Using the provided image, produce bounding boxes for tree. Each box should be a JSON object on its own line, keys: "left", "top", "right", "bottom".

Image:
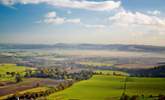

{"left": 15, "top": 73, "right": 22, "bottom": 83}
{"left": 25, "top": 69, "right": 32, "bottom": 77}
{"left": 6, "top": 72, "right": 10, "bottom": 75}
{"left": 120, "top": 93, "right": 130, "bottom": 100}
{"left": 10, "top": 72, "right": 16, "bottom": 77}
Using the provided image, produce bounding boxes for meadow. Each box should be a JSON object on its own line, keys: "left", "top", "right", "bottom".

{"left": 0, "top": 64, "right": 34, "bottom": 81}
{"left": 48, "top": 75, "right": 165, "bottom": 100}
{"left": 0, "top": 64, "right": 28, "bottom": 74}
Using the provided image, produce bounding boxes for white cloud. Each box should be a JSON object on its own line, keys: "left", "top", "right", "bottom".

{"left": 43, "top": 11, "right": 105, "bottom": 28}
{"left": 108, "top": 9, "right": 165, "bottom": 36}
{"left": 84, "top": 24, "right": 106, "bottom": 28}
{"left": 45, "top": 11, "right": 56, "bottom": 18}
{"left": 44, "top": 17, "right": 65, "bottom": 24}
{"left": 147, "top": 10, "right": 161, "bottom": 15}
{"left": 43, "top": 11, "right": 80, "bottom": 24}
{"left": 66, "top": 19, "right": 80, "bottom": 24}
{"left": 0, "top": 0, "right": 121, "bottom": 11}
{"left": 109, "top": 9, "right": 165, "bottom": 27}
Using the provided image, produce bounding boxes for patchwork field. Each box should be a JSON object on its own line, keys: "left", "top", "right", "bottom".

{"left": 79, "top": 62, "right": 114, "bottom": 67}
{"left": 0, "top": 78, "right": 61, "bottom": 96}
{"left": 1, "top": 64, "right": 165, "bottom": 100}
{"left": 48, "top": 75, "right": 165, "bottom": 100}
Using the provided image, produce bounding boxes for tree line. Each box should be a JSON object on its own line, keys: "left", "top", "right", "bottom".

{"left": 120, "top": 93, "right": 165, "bottom": 100}
{"left": 25, "top": 68, "right": 93, "bottom": 81}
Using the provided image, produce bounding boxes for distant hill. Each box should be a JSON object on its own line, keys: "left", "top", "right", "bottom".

{"left": 0, "top": 43, "right": 165, "bottom": 52}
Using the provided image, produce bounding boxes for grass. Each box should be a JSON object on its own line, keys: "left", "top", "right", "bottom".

{"left": 95, "top": 70, "right": 129, "bottom": 76}
{"left": 48, "top": 75, "right": 165, "bottom": 100}
{"left": 0, "top": 64, "right": 34, "bottom": 81}
{"left": 48, "top": 75, "right": 125, "bottom": 100}
{"left": 125, "top": 77, "right": 165, "bottom": 96}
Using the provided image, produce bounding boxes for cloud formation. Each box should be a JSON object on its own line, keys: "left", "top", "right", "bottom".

{"left": 45, "top": 11, "right": 57, "bottom": 18}
{"left": 108, "top": 9, "right": 165, "bottom": 35}
{"left": 109, "top": 9, "right": 165, "bottom": 27}
{"left": 84, "top": 24, "right": 106, "bottom": 28}
{"left": 43, "top": 11, "right": 81, "bottom": 24}
{"left": 43, "top": 11, "right": 106, "bottom": 29}
{"left": 147, "top": 10, "right": 161, "bottom": 15}
{"left": 0, "top": 0, "right": 121, "bottom": 11}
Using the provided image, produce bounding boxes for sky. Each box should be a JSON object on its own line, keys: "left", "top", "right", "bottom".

{"left": 0, "top": 0, "right": 165, "bottom": 46}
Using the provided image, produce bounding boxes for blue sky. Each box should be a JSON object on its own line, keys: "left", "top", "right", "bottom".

{"left": 0, "top": 0, "right": 165, "bottom": 46}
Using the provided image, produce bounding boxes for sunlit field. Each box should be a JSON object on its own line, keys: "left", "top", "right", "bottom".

{"left": 48, "top": 75, "right": 165, "bottom": 100}
{"left": 0, "top": 64, "right": 34, "bottom": 81}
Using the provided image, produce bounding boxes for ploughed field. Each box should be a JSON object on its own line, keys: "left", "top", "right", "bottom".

{"left": 48, "top": 75, "right": 165, "bottom": 100}
{"left": 0, "top": 78, "right": 63, "bottom": 97}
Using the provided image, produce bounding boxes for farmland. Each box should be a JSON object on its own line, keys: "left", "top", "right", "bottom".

{"left": 0, "top": 48, "right": 165, "bottom": 100}
{"left": 95, "top": 70, "right": 129, "bottom": 76}
{"left": 48, "top": 75, "right": 165, "bottom": 100}
{"left": 0, "top": 64, "right": 30, "bottom": 74}
{"left": 1, "top": 0, "right": 165, "bottom": 98}
{"left": 0, "top": 64, "right": 34, "bottom": 81}
{"left": 0, "top": 78, "right": 63, "bottom": 96}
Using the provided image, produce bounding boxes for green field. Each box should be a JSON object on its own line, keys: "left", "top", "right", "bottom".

{"left": 48, "top": 75, "right": 165, "bottom": 100}
{"left": 0, "top": 64, "right": 33, "bottom": 81}
{"left": 95, "top": 70, "right": 129, "bottom": 76}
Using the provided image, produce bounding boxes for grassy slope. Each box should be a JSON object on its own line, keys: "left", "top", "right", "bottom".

{"left": 0, "top": 64, "right": 33, "bottom": 81}
{"left": 48, "top": 75, "right": 165, "bottom": 100}
{"left": 48, "top": 75, "right": 125, "bottom": 100}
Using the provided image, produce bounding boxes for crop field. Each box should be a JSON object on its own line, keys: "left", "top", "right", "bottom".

{"left": 0, "top": 64, "right": 34, "bottom": 81}
{"left": 0, "top": 64, "right": 28, "bottom": 74}
{"left": 0, "top": 87, "right": 49, "bottom": 100}
{"left": 18, "top": 87, "right": 49, "bottom": 94}
{"left": 48, "top": 75, "right": 165, "bottom": 100}
{"left": 0, "top": 78, "right": 62, "bottom": 97}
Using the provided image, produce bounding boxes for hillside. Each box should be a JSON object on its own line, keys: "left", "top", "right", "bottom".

{"left": 1, "top": 44, "right": 165, "bottom": 53}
